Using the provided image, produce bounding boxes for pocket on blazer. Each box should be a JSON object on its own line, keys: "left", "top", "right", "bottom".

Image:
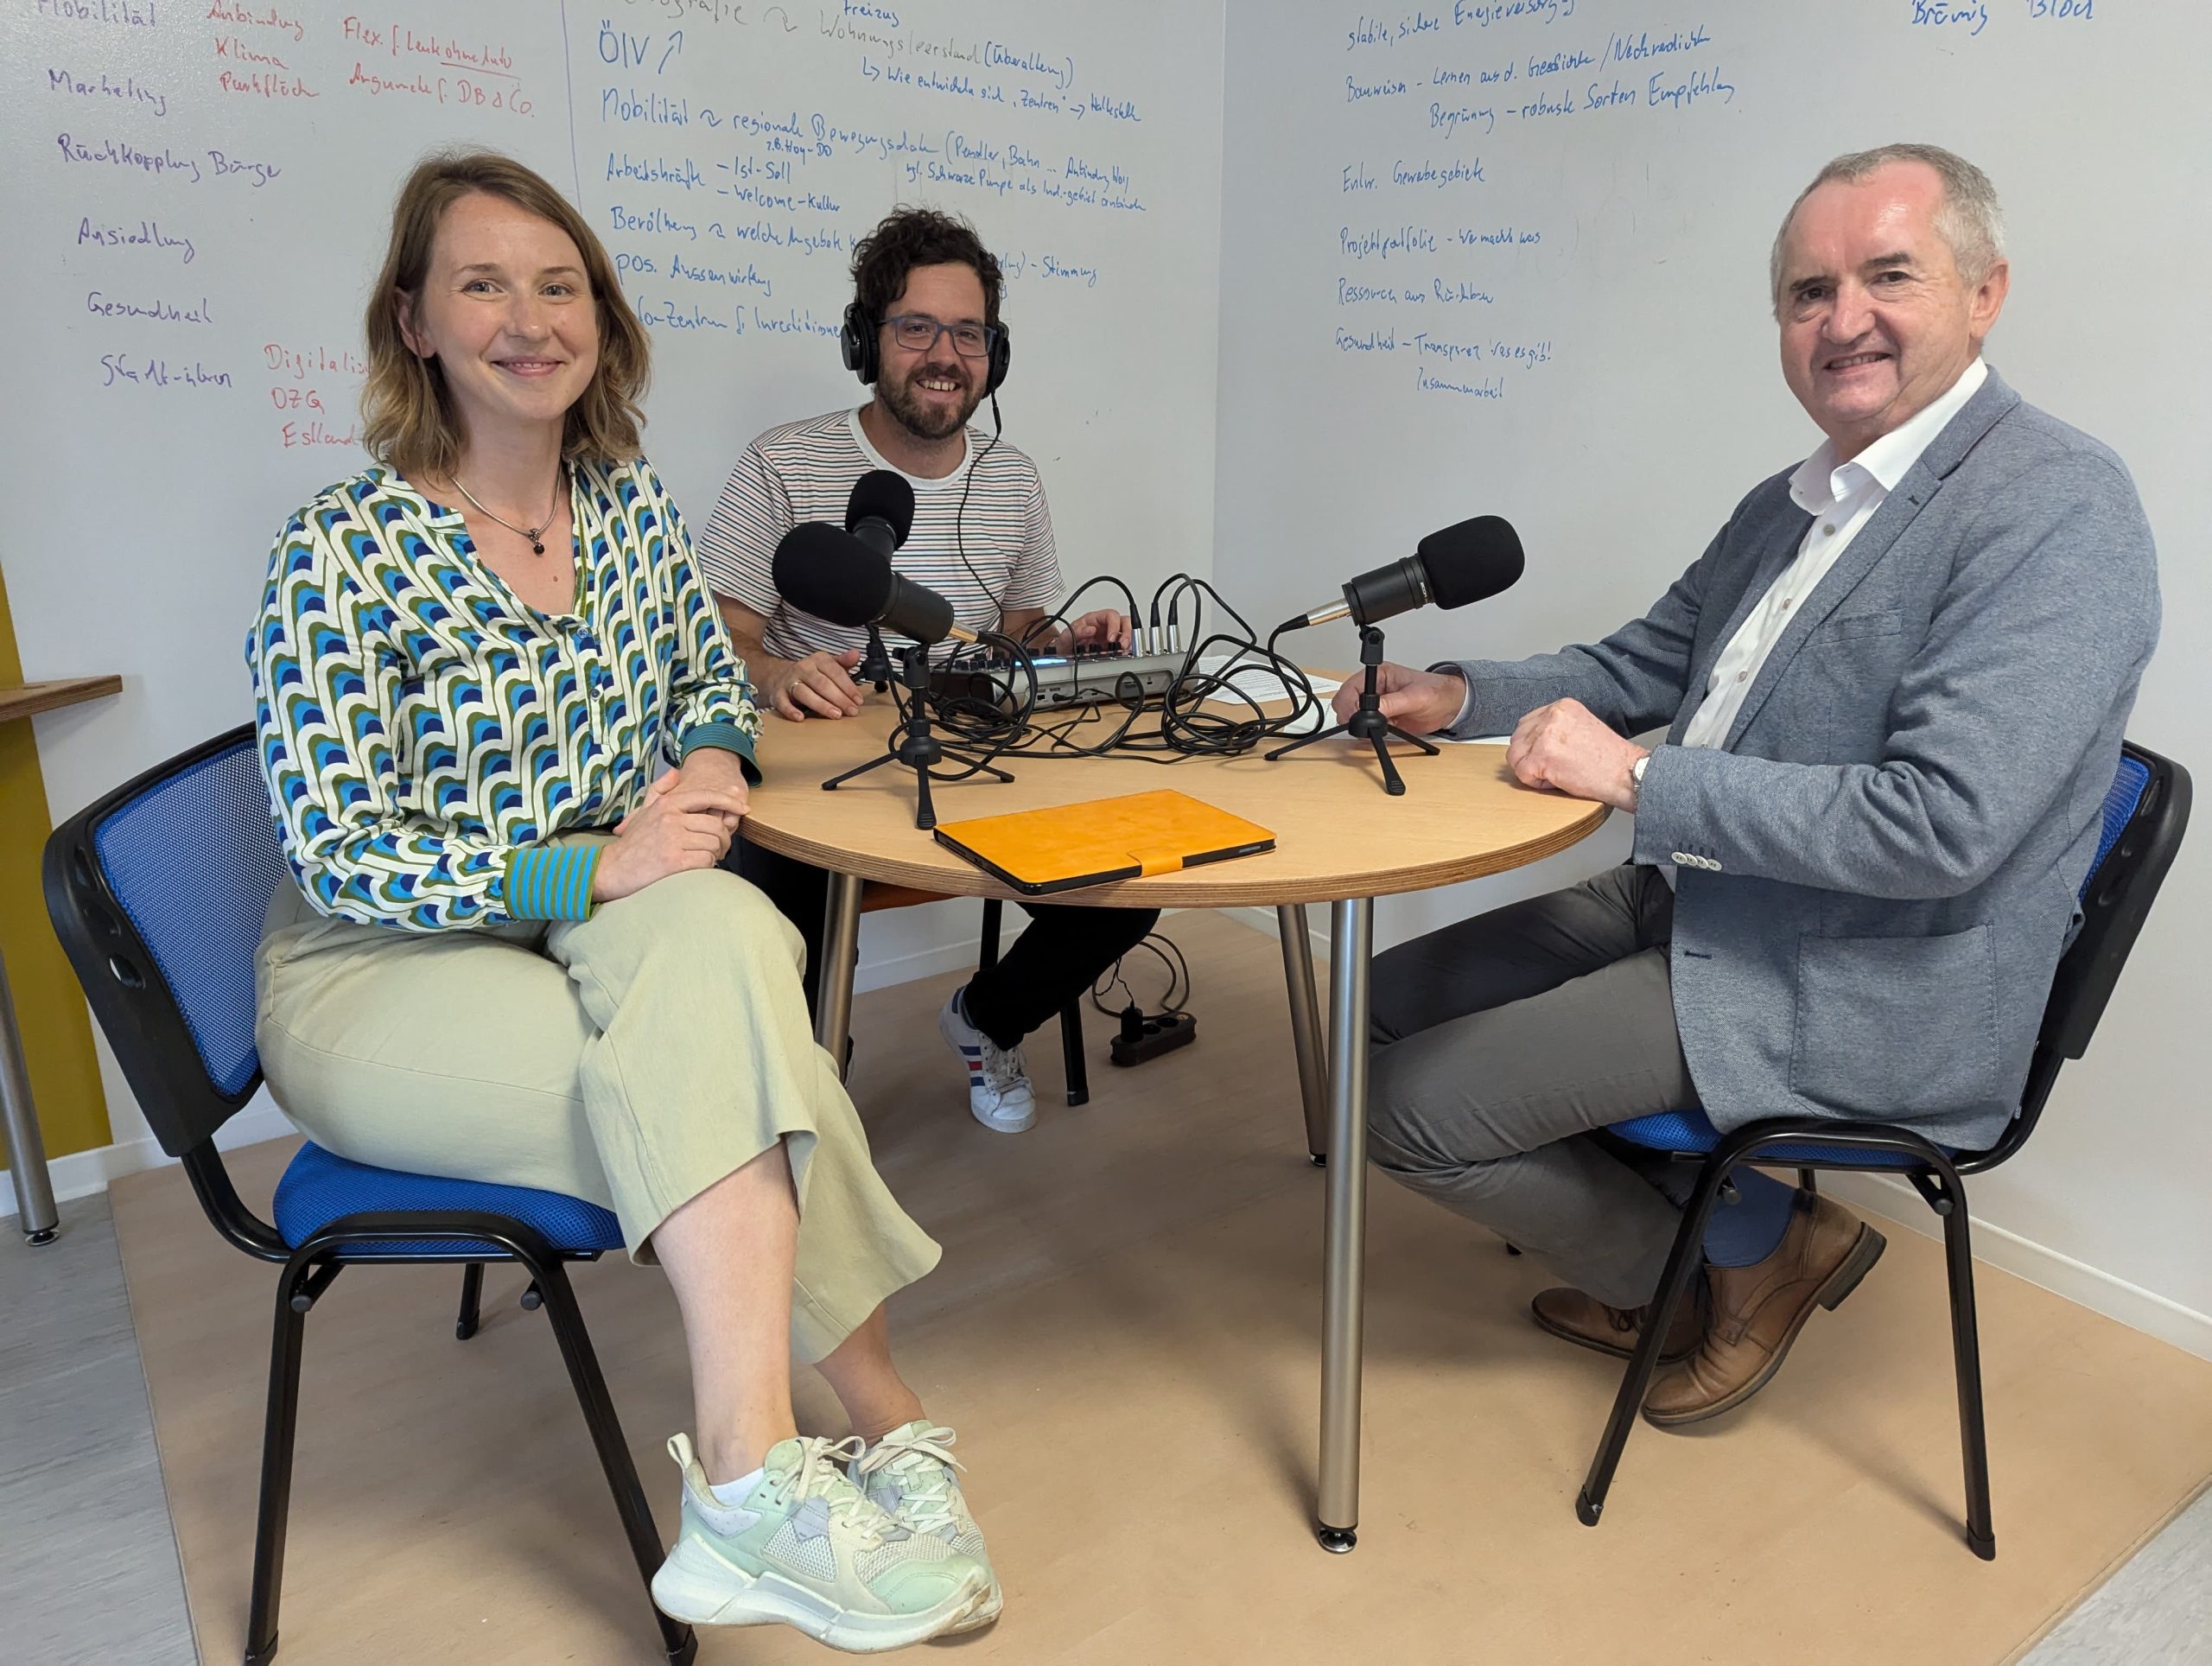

{"left": 1790, "top": 925, "right": 1999, "bottom": 1116}
{"left": 1821, "top": 607, "right": 1904, "bottom": 641}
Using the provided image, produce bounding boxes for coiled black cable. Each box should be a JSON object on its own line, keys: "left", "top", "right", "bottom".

{"left": 911, "top": 574, "right": 1328, "bottom": 765}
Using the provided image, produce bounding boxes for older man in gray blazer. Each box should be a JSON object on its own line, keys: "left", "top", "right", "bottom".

{"left": 1348, "top": 143, "right": 2160, "bottom": 1425}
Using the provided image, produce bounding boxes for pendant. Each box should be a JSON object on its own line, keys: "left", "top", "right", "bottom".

{"left": 531, "top": 539, "right": 546, "bottom": 555}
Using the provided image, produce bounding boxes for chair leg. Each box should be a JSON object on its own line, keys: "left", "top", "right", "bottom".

{"left": 454, "top": 1262, "right": 485, "bottom": 1341}
{"left": 1576, "top": 1155, "right": 1733, "bottom": 1528}
{"left": 976, "top": 899, "right": 1004, "bottom": 973}
{"left": 1936, "top": 1175, "right": 1998, "bottom": 1561}
{"left": 1060, "top": 1001, "right": 1088, "bottom": 1106}
{"left": 1797, "top": 1167, "right": 1819, "bottom": 1195}
{"left": 530, "top": 1259, "right": 697, "bottom": 1665}
{"left": 245, "top": 1267, "right": 312, "bottom": 1666}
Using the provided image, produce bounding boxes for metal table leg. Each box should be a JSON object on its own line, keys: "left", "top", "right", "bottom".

{"left": 1, "top": 949, "right": 60, "bottom": 1245}
{"left": 815, "top": 872, "right": 864, "bottom": 1079}
{"left": 1316, "top": 896, "right": 1372, "bottom": 1550}
{"left": 1276, "top": 904, "right": 1329, "bottom": 1166}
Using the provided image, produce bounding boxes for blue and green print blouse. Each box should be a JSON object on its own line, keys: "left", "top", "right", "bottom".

{"left": 249, "top": 457, "right": 760, "bottom": 932}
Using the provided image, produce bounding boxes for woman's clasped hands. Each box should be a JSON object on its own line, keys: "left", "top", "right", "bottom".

{"left": 594, "top": 752, "right": 752, "bottom": 902}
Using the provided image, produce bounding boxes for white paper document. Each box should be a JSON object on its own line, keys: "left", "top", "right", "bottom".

{"left": 1197, "top": 655, "right": 1340, "bottom": 734}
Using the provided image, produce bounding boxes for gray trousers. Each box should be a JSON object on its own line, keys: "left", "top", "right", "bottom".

{"left": 1365, "top": 864, "right": 1700, "bottom": 1308}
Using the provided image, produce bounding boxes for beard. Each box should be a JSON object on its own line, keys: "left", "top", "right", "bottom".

{"left": 879, "top": 361, "right": 983, "bottom": 441}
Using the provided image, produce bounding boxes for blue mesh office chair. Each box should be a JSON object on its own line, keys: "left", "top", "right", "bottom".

{"left": 43, "top": 727, "right": 695, "bottom": 1666}
{"left": 1576, "top": 741, "right": 2190, "bottom": 1561}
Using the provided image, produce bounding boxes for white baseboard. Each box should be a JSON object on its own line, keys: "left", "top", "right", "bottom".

{"left": 2, "top": 1103, "right": 297, "bottom": 1223}
{"left": 1821, "top": 1173, "right": 2212, "bottom": 1364}
{"left": 1225, "top": 904, "right": 1329, "bottom": 954}
{"left": 1229, "top": 906, "right": 2212, "bottom": 1364}
{"left": 24, "top": 921, "right": 2208, "bottom": 1371}
{"left": 851, "top": 936, "right": 992, "bottom": 996}
{"left": 2, "top": 925, "right": 984, "bottom": 1223}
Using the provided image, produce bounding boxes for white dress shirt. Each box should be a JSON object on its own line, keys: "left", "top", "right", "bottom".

{"left": 1646, "top": 360, "right": 1987, "bottom": 883}
{"left": 1676, "top": 358, "right": 1987, "bottom": 751}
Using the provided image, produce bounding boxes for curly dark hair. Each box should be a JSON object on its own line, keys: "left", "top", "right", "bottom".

{"left": 850, "top": 206, "right": 1002, "bottom": 327}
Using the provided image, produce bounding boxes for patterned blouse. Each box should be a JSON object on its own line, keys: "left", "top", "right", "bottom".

{"left": 249, "top": 457, "right": 760, "bottom": 932}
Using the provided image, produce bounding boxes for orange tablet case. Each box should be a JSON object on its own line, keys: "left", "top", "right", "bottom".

{"left": 931, "top": 789, "right": 1276, "bottom": 894}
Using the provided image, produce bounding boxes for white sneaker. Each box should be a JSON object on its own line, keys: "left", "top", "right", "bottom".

{"left": 852, "top": 1421, "right": 1001, "bottom": 1631}
{"left": 651, "top": 1432, "right": 989, "bottom": 1653}
{"left": 938, "top": 986, "right": 1038, "bottom": 1133}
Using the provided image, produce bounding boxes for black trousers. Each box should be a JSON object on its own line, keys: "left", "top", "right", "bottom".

{"left": 732, "top": 836, "right": 1160, "bottom": 1050}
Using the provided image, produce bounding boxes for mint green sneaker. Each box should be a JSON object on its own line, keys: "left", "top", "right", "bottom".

{"left": 651, "top": 1432, "right": 989, "bottom": 1652}
{"left": 852, "top": 1421, "right": 1001, "bottom": 1631}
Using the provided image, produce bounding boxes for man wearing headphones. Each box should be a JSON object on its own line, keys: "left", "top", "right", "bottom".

{"left": 697, "top": 206, "right": 1159, "bottom": 1135}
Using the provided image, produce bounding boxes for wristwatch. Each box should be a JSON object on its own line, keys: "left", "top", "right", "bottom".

{"left": 1629, "top": 751, "right": 1650, "bottom": 804}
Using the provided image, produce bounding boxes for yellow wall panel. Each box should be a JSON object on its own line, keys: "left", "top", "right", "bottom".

{"left": 0, "top": 567, "right": 112, "bottom": 1169}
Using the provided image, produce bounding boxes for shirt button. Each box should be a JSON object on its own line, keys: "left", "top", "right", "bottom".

{"left": 1737, "top": 671, "right": 1749, "bottom": 683}
{"left": 1822, "top": 523, "right": 1836, "bottom": 535}
{"left": 1780, "top": 599, "right": 1791, "bottom": 610}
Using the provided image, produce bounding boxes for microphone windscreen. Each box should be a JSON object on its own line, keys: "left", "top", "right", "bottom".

{"left": 1417, "top": 515, "right": 1524, "bottom": 609}
{"left": 772, "top": 522, "right": 893, "bottom": 628}
{"left": 845, "top": 469, "right": 917, "bottom": 545}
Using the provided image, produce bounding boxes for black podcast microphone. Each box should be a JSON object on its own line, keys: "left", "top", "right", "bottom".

{"left": 843, "top": 471, "right": 917, "bottom": 689}
{"left": 772, "top": 522, "right": 976, "bottom": 646}
{"left": 844, "top": 468, "right": 917, "bottom": 559}
{"left": 1276, "top": 515, "right": 1524, "bottom": 633}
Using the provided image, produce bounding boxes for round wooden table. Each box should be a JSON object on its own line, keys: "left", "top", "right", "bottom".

{"left": 741, "top": 695, "right": 1609, "bottom": 1550}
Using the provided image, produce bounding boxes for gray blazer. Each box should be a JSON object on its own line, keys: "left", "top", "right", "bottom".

{"left": 1441, "top": 370, "right": 2160, "bottom": 1148}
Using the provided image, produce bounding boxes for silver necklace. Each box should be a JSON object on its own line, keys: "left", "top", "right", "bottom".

{"left": 453, "top": 467, "right": 566, "bottom": 555}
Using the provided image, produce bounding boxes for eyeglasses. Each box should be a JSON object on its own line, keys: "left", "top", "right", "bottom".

{"left": 883, "top": 314, "right": 1000, "bottom": 359}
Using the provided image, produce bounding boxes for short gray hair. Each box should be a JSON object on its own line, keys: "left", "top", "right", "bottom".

{"left": 1770, "top": 143, "right": 2006, "bottom": 316}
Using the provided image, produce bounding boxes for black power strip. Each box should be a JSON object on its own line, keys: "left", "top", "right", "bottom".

{"left": 1109, "top": 1005, "right": 1197, "bottom": 1067}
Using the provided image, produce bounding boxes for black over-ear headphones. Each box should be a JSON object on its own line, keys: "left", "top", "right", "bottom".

{"left": 841, "top": 300, "right": 1012, "bottom": 396}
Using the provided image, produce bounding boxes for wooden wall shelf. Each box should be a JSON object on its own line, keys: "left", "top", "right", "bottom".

{"left": 0, "top": 677, "right": 123, "bottom": 724}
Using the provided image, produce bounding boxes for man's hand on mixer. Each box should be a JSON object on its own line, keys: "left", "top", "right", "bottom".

{"left": 1057, "top": 609, "right": 1135, "bottom": 653}
{"left": 766, "top": 649, "right": 867, "bottom": 720}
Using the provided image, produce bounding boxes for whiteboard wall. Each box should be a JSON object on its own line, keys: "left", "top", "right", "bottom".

{"left": 1216, "top": 0, "right": 2212, "bottom": 1335}
{"left": 0, "top": 0, "right": 1225, "bottom": 1149}
{"left": 6, "top": 0, "right": 2209, "bottom": 1344}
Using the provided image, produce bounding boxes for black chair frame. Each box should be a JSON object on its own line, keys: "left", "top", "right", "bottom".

{"left": 1576, "top": 741, "right": 2191, "bottom": 1561}
{"left": 43, "top": 725, "right": 695, "bottom": 1666}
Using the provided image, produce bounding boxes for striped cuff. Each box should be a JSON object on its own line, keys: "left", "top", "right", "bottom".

{"left": 503, "top": 843, "right": 601, "bottom": 920}
{"left": 679, "top": 722, "right": 762, "bottom": 784}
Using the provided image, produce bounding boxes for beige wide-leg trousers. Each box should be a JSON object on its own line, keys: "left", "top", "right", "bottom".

{"left": 254, "top": 866, "right": 940, "bottom": 1363}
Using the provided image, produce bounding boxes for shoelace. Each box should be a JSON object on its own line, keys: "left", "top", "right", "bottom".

{"left": 978, "top": 1038, "right": 1028, "bottom": 1093}
{"left": 855, "top": 1425, "right": 966, "bottom": 1535}
{"left": 780, "top": 1434, "right": 887, "bottom": 1543}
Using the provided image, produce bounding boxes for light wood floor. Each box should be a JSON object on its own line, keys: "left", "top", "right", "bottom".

{"left": 97, "top": 913, "right": 2212, "bottom": 1665}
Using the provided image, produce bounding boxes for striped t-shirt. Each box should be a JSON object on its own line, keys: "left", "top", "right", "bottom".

{"left": 695, "top": 408, "right": 1061, "bottom": 661}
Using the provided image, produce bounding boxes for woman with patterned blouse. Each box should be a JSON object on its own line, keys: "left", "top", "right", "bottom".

{"left": 247, "top": 151, "right": 1000, "bottom": 1650}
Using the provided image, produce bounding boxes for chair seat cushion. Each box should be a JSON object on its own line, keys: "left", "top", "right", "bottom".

{"left": 1609, "top": 1108, "right": 1949, "bottom": 1169}
{"left": 860, "top": 882, "right": 957, "bottom": 913}
{"left": 272, "top": 1142, "right": 626, "bottom": 1256}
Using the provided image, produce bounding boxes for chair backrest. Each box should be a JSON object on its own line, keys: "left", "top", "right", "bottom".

{"left": 2043, "top": 741, "right": 2190, "bottom": 1063}
{"left": 44, "top": 725, "right": 286, "bottom": 1157}
{"left": 1978, "top": 741, "right": 2194, "bottom": 1168}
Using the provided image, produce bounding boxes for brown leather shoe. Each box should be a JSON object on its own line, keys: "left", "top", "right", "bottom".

{"left": 1642, "top": 1192, "right": 1885, "bottom": 1428}
{"left": 1532, "top": 1285, "right": 1705, "bottom": 1365}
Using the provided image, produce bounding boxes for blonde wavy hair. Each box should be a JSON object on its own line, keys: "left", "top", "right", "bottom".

{"left": 362, "top": 149, "right": 650, "bottom": 478}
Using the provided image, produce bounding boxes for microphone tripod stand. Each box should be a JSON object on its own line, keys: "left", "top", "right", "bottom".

{"left": 856, "top": 624, "right": 894, "bottom": 694}
{"left": 820, "top": 639, "right": 1013, "bottom": 830}
{"left": 1265, "top": 623, "right": 1438, "bottom": 797}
